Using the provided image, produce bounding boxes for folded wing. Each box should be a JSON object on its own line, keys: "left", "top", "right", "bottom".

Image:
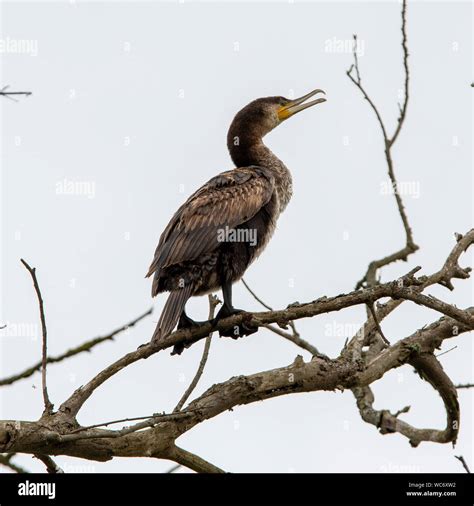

{"left": 146, "top": 167, "right": 274, "bottom": 294}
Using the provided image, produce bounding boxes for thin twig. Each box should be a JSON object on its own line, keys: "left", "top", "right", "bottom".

{"left": 242, "top": 278, "right": 323, "bottom": 356}
{"left": 34, "top": 454, "right": 64, "bottom": 473}
{"left": 63, "top": 411, "right": 194, "bottom": 441}
{"left": 20, "top": 259, "right": 53, "bottom": 414}
{"left": 173, "top": 294, "right": 220, "bottom": 412}
{"left": 0, "top": 454, "right": 29, "bottom": 473}
{"left": 0, "top": 85, "right": 32, "bottom": 102}
{"left": 166, "top": 464, "right": 181, "bottom": 473}
{"left": 169, "top": 445, "right": 225, "bottom": 473}
{"left": 454, "top": 455, "right": 471, "bottom": 473}
{"left": 435, "top": 345, "right": 457, "bottom": 358}
{"left": 0, "top": 308, "right": 152, "bottom": 387}
{"left": 347, "top": 0, "right": 418, "bottom": 290}
{"left": 367, "top": 303, "right": 390, "bottom": 345}
{"left": 68, "top": 414, "right": 159, "bottom": 432}
{"left": 455, "top": 383, "right": 474, "bottom": 390}
{"left": 352, "top": 35, "right": 361, "bottom": 83}
{"left": 346, "top": 35, "right": 389, "bottom": 142}
{"left": 390, "top": 0, "right": 410, "bottom": 147}
{"left": 262, "top": 323, "right": 321, "bottom": 356}
{"left": 242, "top": 278, "right": 273, "bottom": 311}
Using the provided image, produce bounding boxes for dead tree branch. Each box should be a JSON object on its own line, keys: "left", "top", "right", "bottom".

{"left": 0, "top": 226, "right": 469, "bottom": 470}
{"left": 347, "top": 0, "right": 418, "bottom": 290}
{"left": 1, "top": 309, "right": 472, "bottom": 464}
{"left": 173, "top": 295, "right": 220, "bottom": 412}
{"left": 454, "top": 455, "right": 471, "bottom": 473}
{"left": 243, "top": 278, "right": 326, "bottom": 357}
{"left": 0, "top": 308, "right": 152, "bottom": 387}
{"left": 456, "top": 383, "right": 474, "bottom": 390}
{"left": 0, "top": 0, "right": 471, "bottom": 473}
{"left": 34, "top": 454, "right": 64, "bottom": 473}
{"left": 20, "top": 259, "right": 53, "bottom": 415}
{"left": 0, "top": 85, "right": 32, "bottom": 102}
{"left": 0, "top": 454, "right": 29, "bottom": 473}
{"left": 168, "top": 446, "right": 225, "bottom": 473}
{"left": 53, "top": 236, "right": 472, "bottom": 422}
{"left": 344, "top": 0, "right": 471, "bottom": 454}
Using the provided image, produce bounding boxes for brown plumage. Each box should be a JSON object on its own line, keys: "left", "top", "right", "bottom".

{"left": 147, "top": 89, "right": 326, "bottom": 345}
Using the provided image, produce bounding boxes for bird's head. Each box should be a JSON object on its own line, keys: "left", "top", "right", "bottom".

{"left": 228, "top": 89, "right": 326, "bottom": 142}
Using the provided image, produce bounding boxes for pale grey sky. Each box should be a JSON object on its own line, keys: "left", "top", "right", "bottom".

{"left": 0, "top": 0, "right": 472, "bottom": 473}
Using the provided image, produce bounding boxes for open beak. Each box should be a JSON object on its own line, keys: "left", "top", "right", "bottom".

{"left": 277, "top": 89, "right": 326, "bottom": 121}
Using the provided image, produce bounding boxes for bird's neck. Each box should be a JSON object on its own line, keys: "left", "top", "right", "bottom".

{"left": 228, "top": 137, "right": 293, "bottom": 213}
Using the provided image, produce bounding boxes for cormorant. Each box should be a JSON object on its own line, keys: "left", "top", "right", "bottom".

{"left": 147, "top": 88, "right": 326, "bottom": 344}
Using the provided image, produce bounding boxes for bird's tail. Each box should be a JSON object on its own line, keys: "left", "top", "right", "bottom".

{"left": 152, "top": 285, "right": 193, "bottom": 342}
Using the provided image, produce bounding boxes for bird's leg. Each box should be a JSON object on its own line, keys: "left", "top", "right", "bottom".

{"left": 177, "top": 309, "right": 207, "bottom": 330}
{"left": 213, "top": 281, "right": 258, "bottom": 339}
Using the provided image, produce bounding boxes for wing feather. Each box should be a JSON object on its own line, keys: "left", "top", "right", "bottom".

{"left": 146, "top": 167, "right": 274, "bottom": 278}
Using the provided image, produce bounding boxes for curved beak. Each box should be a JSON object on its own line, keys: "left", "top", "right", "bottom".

{"left": 278, "top": 89, "right": 326, "bottom": 121}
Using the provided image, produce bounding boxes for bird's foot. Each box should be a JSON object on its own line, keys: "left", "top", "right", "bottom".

{"left": 172, "top": 313, "right": 210, "bottom": 355}
{"left": 213, "top": 306, "right": 258, "bottom": 339}
{"left": 177, "top": 312, "right": 208, "bottom": 331}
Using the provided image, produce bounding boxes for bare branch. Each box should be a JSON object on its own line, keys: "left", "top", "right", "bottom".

{"left": 56, "top": 250, "right": 473, "bottom": 420}
{"left": 347, "top": 0, "right": 418, "bottom": 290}
{"left": 455, "top": 383, "right": 474, "bottom": 390}
{"left": 58, "top": 306, "right": 471, "bottom": 445}
{"left": 262, "top": 323, "right": 321, "bottom": 356}
{"left": 242, "top": 278, "right": 273, "bottom": 311}
{"left": 346, "top": 231, "right": 474, "bottom": 360}
{"left": 367, "top": 303, "right": 390, "bottom": 345}
{"left": 0, "top": 85, "right": 32, "bottom": 102}
{"left": 243, "top": 278, "right": 324, "bottom": 356}
{"left": 0, "top": 308, "right": 153, "bottom": 387}
{"left": 454, "top": 455, "right": 471, "bottom": 473}
{"left": 1, "top": 308, "right": 472, "bottom": 462}
{"left": 66, "top": 414, "right": 159, "bottom": 432}
{"left": 165, "top": 464, "right": 181, "bottom": 473}
{"left": 354, "top": 349, "right": 460, "bottom": 448}
{"left": 389, "top": 0, "right": 410, "bottom": 147}
{"left": 435, "top": 345, "right": 457, "bottom": 358}
{"left": 346, "top": 35, "right": 389, "bottom": 142}
{"left": 173, "top": 294, "right": 220, "bottom": 412}
{"left": 0, "top": 454, "right": 29, "bottom": 473}
{"left": 20, "top": 259, "right": 53, "bottom": 415}
{"left": 34, "top": 454, "right": 64, "bottom": 473}
{"left": 168, "top": 446, "right": 225, "bottom": 473}
{"left": 61, "top": 411, "right": 194, "bottom": 442}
